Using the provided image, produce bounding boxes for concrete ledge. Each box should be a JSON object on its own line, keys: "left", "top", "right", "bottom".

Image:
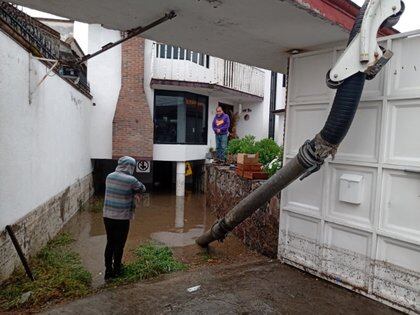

{"left": 0, "top": 174, "right": 94, "bottom": 282}
{"left": 206, "top": 165, "right": 280, "bottom": 257}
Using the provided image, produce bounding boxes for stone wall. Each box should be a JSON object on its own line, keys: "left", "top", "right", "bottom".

{"left": 0, "top": 174, "right": 93, "bottom": 282}
{"left": 206, "top": 165, "right": 280, "bottom": 257}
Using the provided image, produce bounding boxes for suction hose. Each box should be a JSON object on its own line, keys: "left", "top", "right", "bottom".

{"left": 196, "top": 1, "right": 394, "bottom": 247}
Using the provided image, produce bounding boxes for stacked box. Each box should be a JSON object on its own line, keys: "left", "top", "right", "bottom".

{"left": 235, "top": 153, "right": 268, "bottom": 180}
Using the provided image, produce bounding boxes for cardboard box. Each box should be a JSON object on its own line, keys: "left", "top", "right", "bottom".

{"left": 237, "top": 153, "right": 259, "bottom": 165}
{"left": 236, "top": 163, "right": 262, "bottom": 172}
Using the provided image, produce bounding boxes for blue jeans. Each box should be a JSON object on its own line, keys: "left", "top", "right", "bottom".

{"left": 216, "top": 134, "right": 228, "bottom": 161}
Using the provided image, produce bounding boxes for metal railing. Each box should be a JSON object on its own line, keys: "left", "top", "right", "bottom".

{"left": 0, "top": 2, "right": 90, "bottom": 92}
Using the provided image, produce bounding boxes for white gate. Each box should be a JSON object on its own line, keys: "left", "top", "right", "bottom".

{"left": 281, "top": 30, "right": 420, "bottom": 313}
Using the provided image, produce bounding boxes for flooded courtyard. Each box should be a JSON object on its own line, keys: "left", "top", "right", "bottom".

{"left": 62, "top": 192, "right": 260, "bottom": 287}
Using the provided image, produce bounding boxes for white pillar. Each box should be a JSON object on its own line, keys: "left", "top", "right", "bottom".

{"left": 175, "top": 196, "right": 185, "bottom": 228}
{"left": 176, "top": 161, "right": 185, "bottom": 197}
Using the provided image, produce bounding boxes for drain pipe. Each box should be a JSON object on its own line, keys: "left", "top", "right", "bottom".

{"left": 196, "top": 1, "right": 401, "bottom": 247}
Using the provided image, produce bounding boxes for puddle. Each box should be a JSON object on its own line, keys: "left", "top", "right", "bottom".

{"left": 62, "top": 192, "right": 259, "bottom": 288}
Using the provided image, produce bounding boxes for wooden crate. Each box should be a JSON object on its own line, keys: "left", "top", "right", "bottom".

{"left": 243, "top": 171, "right": 268, "bottom": 180}
{"left": 236, "top": 163, "right": 262, "bottom": 172}
{"left": 237, "top": 153, "right": 259, "bottom": 165}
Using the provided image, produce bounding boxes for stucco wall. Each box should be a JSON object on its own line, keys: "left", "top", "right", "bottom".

{"left": 0, "top": 30, "right": 93, "bottom": 230}
{"left": 87, "top": 24, "right": 121, "bottom": 158}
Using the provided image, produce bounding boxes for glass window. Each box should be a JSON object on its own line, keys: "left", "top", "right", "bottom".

{"left": 173, "top": 46, "right": 179, "bottom": 59}
{"left": 166, "top": 45, "right": 172, "bottom": 59}
{"left": 156, "top": 44, "right": 159, "bottom": 58}
{"left": 159, "top": 44, "right": 165, "bottom": 58}
{"left": 192, "top": 52, "right": 198, "bottom": 63}
{"left": 154, "top": 90, "right": 208, "bottom": 145}
{"left": 199, "top": 53, "right": 204, "bottom": 66}
{"left": 206, "top": 55, "right": 210, "bottom": 68}
{"left": 186, "top": 50, "right": 191, "bottom": 61}
{"left": 179, "top": 48, "right": 185, "bottom": 60}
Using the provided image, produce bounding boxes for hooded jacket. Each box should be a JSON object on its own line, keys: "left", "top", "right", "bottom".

{"left": 103, "top": 156, "right": 146, "bottom": 220}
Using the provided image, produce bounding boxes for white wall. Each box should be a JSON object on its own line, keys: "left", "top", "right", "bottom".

{"left": 280, "top": 31, "right": 420, "bottom": 313}
{"left": 144, "top": 40, "right": 155, "bottom": 117}
{"left": 87, "top": 25, "right": 121, "bottom": 158}
{"left": 0, "top": 31, "right": 93, "bottom": 229}
{"left": 236, "top": 69, "right": 270, "bottom": 140}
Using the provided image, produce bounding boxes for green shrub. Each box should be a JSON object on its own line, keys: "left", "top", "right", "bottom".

{"left": 254, "top": 138, "right": 282, "bottom": 166}
{"left": 227, "top": 136, "right": 283, "bottom": 167}
{"left": 226, "top": 138, "right": 242, "bottom": 155}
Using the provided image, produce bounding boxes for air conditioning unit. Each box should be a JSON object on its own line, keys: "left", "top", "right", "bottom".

{"left": 59, "top": 66, "right": 80, "bottom": 80}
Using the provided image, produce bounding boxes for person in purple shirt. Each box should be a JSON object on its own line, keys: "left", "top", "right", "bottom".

{"left": 212, "top": 106, "right": 230, "bottom": 162}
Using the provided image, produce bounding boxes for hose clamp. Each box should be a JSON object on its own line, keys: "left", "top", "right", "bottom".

{"left": 297, "top": 140, "right": 324, "bottom": 180}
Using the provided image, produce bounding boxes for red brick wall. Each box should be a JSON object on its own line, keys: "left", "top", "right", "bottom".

{"left": 112, "top": 36, "right": 153, "bottom": 160}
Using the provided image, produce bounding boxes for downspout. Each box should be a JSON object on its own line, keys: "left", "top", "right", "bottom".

{"left": 196, "top": 1, "right": 389, "bottom": 247}
{"left": 268, "top": 71, "right": 277, "bottom": 139}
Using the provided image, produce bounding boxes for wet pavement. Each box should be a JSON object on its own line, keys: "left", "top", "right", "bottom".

{"left": 62, "top": 192, "right": 259, "bottom": 287}
{"left": 42, "top": 260, "right": 401, "bottom": 315}
{"left": 53, "top": 192, "right": 401, "bottom": 314}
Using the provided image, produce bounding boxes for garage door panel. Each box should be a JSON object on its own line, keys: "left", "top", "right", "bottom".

{"left": 323, "top": 223, "right": 372, "bottom": 288}
{"left": 283, "top": 159, "right": 324, "bottom": 216}
{"left": 335, "top": 102, "right": 381, "bottom": 162}
{"left": 281, "top": 212, "right": 321, "bottom": 270}
{"left": 328, "top": 165, "right": 376, "bottom": 228}
{"left": 390, "top": 36, "right": 420, "bottom": 97}
{"left": 380, "top": 170, "right": 420, "bottom": 240}
{"left": 289, "top": 52, "right": 332, "bottom": 104}
{"left": 285, "top": 104, "right": 328, "bottom": 156}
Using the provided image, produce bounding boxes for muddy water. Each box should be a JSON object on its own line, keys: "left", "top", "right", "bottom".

{"left": 62, "top": 192, "right": 260, "bottom": 287}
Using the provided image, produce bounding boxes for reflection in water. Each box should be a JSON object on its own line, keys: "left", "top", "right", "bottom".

{"left": 175, "top": 196, "right": 185, "bottom": 229}
{"left": 62, "top": 192, "right": 257, "bottom": 288}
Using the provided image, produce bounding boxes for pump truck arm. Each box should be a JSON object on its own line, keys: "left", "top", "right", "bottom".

{"left": 327, "top": 0, "right": 404, "bottom": 88}
{"left": 196, "top": 0, "right": 405, "bottom": 247}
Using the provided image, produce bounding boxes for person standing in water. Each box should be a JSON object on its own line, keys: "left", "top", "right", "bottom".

{"left": 102, "top": 156, "right": 146, "bottom": 280}
{"left": 212, "top": 106, "right": 230, "bottom": 163}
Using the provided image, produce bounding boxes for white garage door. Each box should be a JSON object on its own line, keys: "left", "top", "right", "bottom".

{"left": 280, "top": 31, "right": 420, "bottom": 313}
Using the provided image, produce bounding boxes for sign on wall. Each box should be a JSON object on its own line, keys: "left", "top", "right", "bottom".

{"left": 136, "top": 160, "right": 151, "bottom": 173}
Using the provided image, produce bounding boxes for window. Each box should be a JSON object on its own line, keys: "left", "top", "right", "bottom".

{"left": 156, "top": 44, "right": 210, "bottom": 68}
{"left": 154, "top": 90, "right": 208, "bottom": 145}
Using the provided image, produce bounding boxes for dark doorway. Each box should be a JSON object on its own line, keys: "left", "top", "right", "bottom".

{"left": 218, "top": 103, "right": 235, "bottom": 139}
{"left": 152, "top": 161, "right": 174, "bottom": 192}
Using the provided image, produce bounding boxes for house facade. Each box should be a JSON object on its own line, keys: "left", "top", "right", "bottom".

{"left": 87, "top": 26, "right": 285, "bottom": 196}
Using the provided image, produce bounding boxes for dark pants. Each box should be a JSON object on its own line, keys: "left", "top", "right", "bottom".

{"left": 103, "top": 217, "right": 130, "bottom": 271}
{"left": 216, "top": 134, "right": 228, "bottom": 161}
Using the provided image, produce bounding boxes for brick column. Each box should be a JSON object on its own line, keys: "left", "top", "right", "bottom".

{"left": 112, "top": 36, "right": 153, "bottom": 160}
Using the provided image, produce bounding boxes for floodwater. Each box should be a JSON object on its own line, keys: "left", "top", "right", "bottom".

{"left": 62, "top": 192, "right": 259, "bottom": 287}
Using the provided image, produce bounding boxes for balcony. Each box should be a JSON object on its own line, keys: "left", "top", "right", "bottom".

{"left": 150, "top": 43, "right": 264, "bottom": 102}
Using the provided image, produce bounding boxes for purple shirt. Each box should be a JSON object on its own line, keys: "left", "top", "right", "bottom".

{"left": 212, "top": 113, "right": 230, "bottom": 135}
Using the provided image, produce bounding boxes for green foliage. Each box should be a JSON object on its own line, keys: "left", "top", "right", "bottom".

{"left": 227, "top": 135, "right": 283, "bottom": 166}
{"left": 254, "top": 138, "right": 283, "bottom": 166}
{"left": 0, "top": 233, "right": 91, "bottom": 311}
{"left": 110, "top": 242, "right": 187, "bottom": 285}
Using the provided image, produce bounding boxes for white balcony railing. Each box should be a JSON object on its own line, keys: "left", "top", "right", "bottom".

{"left": 151, "top": 43, "right": 265, "bottom": 98}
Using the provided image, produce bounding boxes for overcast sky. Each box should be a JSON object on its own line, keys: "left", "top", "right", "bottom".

{"left": 352, "top": 0, "right": 420, "bottom": 32}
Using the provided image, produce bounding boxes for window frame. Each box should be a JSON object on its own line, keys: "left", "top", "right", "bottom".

{"left": 153, "top": 90, "right": 209, "bottom": 145}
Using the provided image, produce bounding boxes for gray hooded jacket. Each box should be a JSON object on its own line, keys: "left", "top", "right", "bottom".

{"left": 103, "top": 156, "right": 146, "bottom": 220}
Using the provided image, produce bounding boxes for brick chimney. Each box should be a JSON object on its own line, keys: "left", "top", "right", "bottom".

{"left": 112, "top": 36, "right": 153, "bottom": 160}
